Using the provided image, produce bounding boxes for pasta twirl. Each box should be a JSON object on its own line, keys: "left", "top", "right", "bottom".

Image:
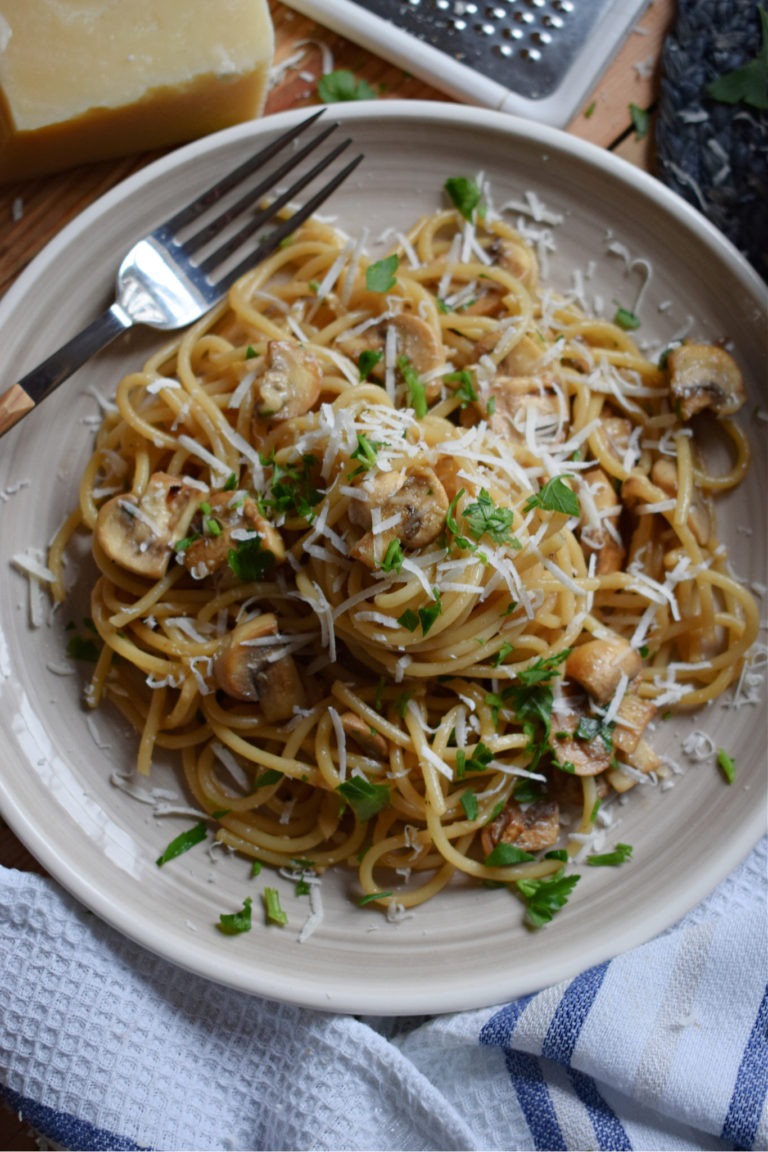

{"left": 49, "top": 179, "right": 758, "bottom": 924}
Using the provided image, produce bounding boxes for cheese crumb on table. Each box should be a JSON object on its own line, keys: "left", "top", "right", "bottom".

{"left": 0, "top": 0, "right": 274, "bottom": 182}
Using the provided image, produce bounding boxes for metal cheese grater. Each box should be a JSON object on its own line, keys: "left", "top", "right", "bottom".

{"left": 280, "top": 0, "right": 651, "bottom": 125}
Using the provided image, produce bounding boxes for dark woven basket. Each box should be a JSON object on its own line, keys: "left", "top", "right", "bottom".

{"left": 656, "top": 0, "right": 768, "bottom": 282}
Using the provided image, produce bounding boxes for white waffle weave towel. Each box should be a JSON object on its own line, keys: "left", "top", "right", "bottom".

{"left": 0, "top": 837, "right": 765, "bottom": 1152}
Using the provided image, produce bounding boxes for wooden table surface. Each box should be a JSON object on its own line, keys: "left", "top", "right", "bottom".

{"left": 0, "top": 0, "right": 673, "bottom": 1146}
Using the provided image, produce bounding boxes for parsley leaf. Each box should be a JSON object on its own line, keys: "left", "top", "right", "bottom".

{"left": 614, "top": 304, "right": 642, "bottom": 331}
{"left": 349, "top": 432, "right": 382, "bottom": 473}
{"left": 227, "top": 536, "right": 276, "bottom": 582}
{"left": 463, "top": 488, "right": 519, "bottom": 546}
{"left": 397, "top": 608, "right": 420, "bottom": 632}
{"left": 358, "top": 348, "right": 384, "bottom": 381}
{"left": 444, "top": 176, "right": 483, "bottom": 221}
{"left": 444, "top": 369, "right": 478, "bottom": 407}
{"left": 516, "top": 869, "right": 580, "bottom": 927}
{"left": 337, "top": 777, "right": 391, "bottom": 821}
{"left": 263, "top": 887, "right": 288, "bottom": 925}
{"left": 460, "top": 790, "right": 479, "bottom": 821}
{"left": 156, "top": 821, "right": 208, "bottom": 866}
{"left": 717, "top": 749, "right": 736, "bottom": 784}
{"left": 485, "top": 842, "right": 536, "bottom": 867}
{"left": 317, "top": 69, "right": 378, "bottom": 103}
{"left": 398, "top": 355, "right": 428, "bottom": 417}
{"left": 629, "top": 103, "right": 650, "bottom": 139}
{"left": 261, "top": 454, "right": 322, "bottom": 521}
{"left": 66, "top": 635, "right": 100, "bottom": 662}
{"left": 586, "top": 842, "right": 633, "bottom": 867}
{"left": 217, "top": 896, "right": 253, "bottom": 935}
{"left": 523, "top": 475, "right": 580, "bottom": 517}
{"left": 418, "top": 588, "right": 443, "bottom": 636}
{"left": 381, "top": 539, "right": 404, "bottom": 574}
{"left": 706, "top": 7, "right": 768, "bottom": 110}
{"left": 366, "top": 254, "right": 399, "bottom": 293}
{"left": 358, "top": 890, "right": 395, "bottom": 905}
{"left": 455, "top": 741, "right": 495, "bottom": 780}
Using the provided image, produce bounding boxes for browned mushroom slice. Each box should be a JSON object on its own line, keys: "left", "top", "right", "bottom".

{"left": 350, "top": 466, "right": 449, "bottom": 568}
{"left": 550, "top": 719, "right": 614, "bottom": 777}
{"left": 340, "top": 313, "right": 445, "bottom": 399}
{"left": 565, "top": 639, "right": 643, "bottom": 704}
{"left": 339, "top": 711, "right": 389, "bottom": 759}
{"left": 601, "top": 413, "right": 633, "bottom": 463}
{"left": 488, "top": 237, "right": 538, "bottom": 288}
{"left": 95, "top": 472, "right": 201, "bottom": 579}
{"left": 480, "top": 799, "right": 559, "bottom": 856}
{"left": 612, "top": 691, "right": 657, "bottom": 756}
{"left": 650, "top": 458, "right": 711, "bottom": 546}
{"left": 253, "top": 340, "right": 321, "bottom": 421}
{"left": 483, "top": 375, "right": 565, "bottom": 444}
{"left": 607, "top": 737, "right": 662, "bottom": 793}
{"left": 214, "top": 613, "right": 305, "bottom": 722}
{"left": 579, "top": 466, "right": 625, "bottom": 575}
{"left": 667, "top": 343, "right": 745, "bottom": 420}
{"left": 184, "top": 493, "right": 285, "bottom": 580}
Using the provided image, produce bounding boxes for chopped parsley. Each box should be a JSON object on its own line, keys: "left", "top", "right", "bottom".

{"left": 463, "top": 488, "right": 519, "bottom": 546}
{"left": 629, "top": 103, "right": 650, "bottom": 140}
{"left": 227, "top": 536, "right": 276, "bottom": 582}
{"left": 455, "top": 741, "right": 495, "bottom": 780}
{"left": 155, "top": 821, "right": 208, "bottom": 866}
{"left": 366, "top": 253, "right": 399, "bottom": 293}
{"left": 317, "top": 69, "right": 378, "bottom": 102}
{"left": 397, "top": 608, "right": 419, "bottom": 632}
{"left": 460, "top": 790, "right": 479, "bottom": 821}
{"left": 613, "top": 304, "right": 642, "bottom": 331}
{"left": 337, "top": 777, "right": 391, "bottom": 821}
{"left": 263, "top": 887, "right": 288, "bottom": 926}
{"left": 717, "top": 749, "right": 736, "bottom": 784}
{"left": 493, "top": 642, "right": 515, "bottom": 668}
{"left": 516, "top": 869, "right": 580, "bottom": 928}
{"left": 358, "top": 348, "right": 384, "bottom": 381}
{"left": 584, "top": 100, "right": 596, "bottom": 118}
{"left": 217, "top": 896, "right": 253, "bottom": 935}
{"left": 381, "top": 538, "right": 404, "bottom": 574}
{"left": 66, "top": 634, "right": 100, "bottom": 662}
{"left": 358, "top": 890, "right": 394, "bottom": 905}
{"left": 349, "top": 432, "right": 383, "bottom": 474}
{"left": 485, "top": 842, "right": 536, "bottom": 867}
{"left": 444, "top": 369, "right": 478, "bottom": 407}
{"left": 398, "top": 355, "right": 428, "bottom": 417}
{"left": 573, "top": 715, "right": 615, "bottom": 751}
{"left": 444, "top": 175, "right": 483, "bottom": 221}
{"left": 260, "top": 453, "right": 322, "bottom": 521}
{"left": 523, "top": 475, "right": 580, "bottom": 517}
{"left": 252, "top": 768, "right": 284, "bottom": 791}
{"left": 586, "top": 842, "right": 633, "bottom": 867}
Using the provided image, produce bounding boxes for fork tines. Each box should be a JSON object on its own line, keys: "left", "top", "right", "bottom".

{"left": 154, "top": 110, "right": 364, "bottom": 293}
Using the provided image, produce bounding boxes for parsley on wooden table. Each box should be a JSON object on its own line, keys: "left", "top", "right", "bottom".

{"left": 317, "top": 69, "right": 378, "bottom": 103}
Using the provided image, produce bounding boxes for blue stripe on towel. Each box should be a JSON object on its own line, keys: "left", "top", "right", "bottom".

{"left": 721, "top": 983, "right": 768, "bottom": 1150}
{"left": 482, "top": 964, "right": 631, "bottom": 1152}
{"left": 569, "top": 1067, "right": 632, "bottom": 1152}
{"left": 542, "top": 963, "right": 609, "bottom": 1062}
{"left": 0, "top": 1083, "right": 148, "bottom": 1152}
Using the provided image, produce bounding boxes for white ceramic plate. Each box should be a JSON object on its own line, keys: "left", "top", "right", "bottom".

{"left": 1, "top": 103, "right": 766, "bottom": 1016}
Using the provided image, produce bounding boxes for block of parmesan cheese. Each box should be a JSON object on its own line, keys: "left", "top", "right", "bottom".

{"left": 0, "top": 0, "right": 274, "bottom": 182}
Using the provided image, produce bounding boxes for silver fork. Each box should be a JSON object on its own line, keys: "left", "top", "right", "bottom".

{"left": 0, "top": 111, "right": 363, "bottom": 438}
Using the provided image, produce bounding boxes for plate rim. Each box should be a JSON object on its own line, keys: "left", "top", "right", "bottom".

{"left": 1, "top": 100, "right": 766, "bottom": 1015}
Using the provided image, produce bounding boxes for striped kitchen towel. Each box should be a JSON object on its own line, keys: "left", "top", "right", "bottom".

{"left": 0, "top": 836, "right": 766, "bottom": 1151}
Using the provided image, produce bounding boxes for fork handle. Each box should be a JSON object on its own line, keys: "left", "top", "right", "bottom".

{"left": 0, "top": 302, "right": 132, "bottom": 437}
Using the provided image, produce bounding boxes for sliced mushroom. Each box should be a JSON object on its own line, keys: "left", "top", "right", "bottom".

{"left": 475, "top": 331, "right": 545, "bottom": 376}
{"left": 350, "top": 466, "right": 449, "bottom": 568}
{"left": 347, "top": 471, "right": 406, "bottom": 531}
{"left": 549, "top": 714, "right": 614, "bottom": 777}
{"left": 340, "top": 711, "right": 389, "bottom": 759}
{"left": 340, "top": 313, "right": 445, "bottom": 400}
{"left": 612, "top": 691, "right": 657, "bottom": 756}
{"left": 95, "top": 472, "right": 201, "bottom": 579}
{"left": 565, "top": 639, "right": 643, "bottom": 704}
{"left": 650, "top": 458, "right": 711, "bottom": 546}
{"left": 667, "top": 343, "right": 745, "bottom": 420}
{"left": 607, "top": 736, "right": 661, "bottom": 793}
{"left": 214, "top": 612, "right": 305, "bottom": 722}
{"left": 579, "top": 466, "right": 625, "bottom": 575}
{"left": 184, "top": 492, "right": 285, "bottom": 580}
{"left": 480, "top": 799, "right": 559, "bottom": 856}
{"left": 253, "top": 340, "right": 321, "bottom": 421}
{"left": 482, "top": 375, "right": 565, "bottom": 444}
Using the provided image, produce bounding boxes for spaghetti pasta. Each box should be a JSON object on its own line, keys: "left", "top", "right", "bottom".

{"left": 49, "top": 176, "right": 758, "bottom": 925}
